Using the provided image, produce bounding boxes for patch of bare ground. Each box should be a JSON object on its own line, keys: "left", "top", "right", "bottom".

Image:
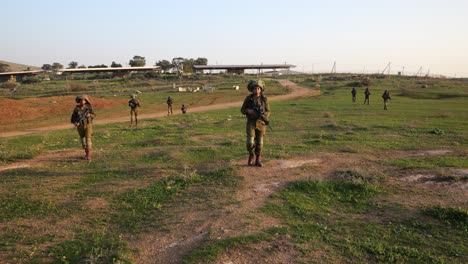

{"left": 126, "top": 149, "right": 468, "bottom": 263}
{"left": 0, "top": 149, "right": 85, "bottom": 173}
{"left": 215, "top": 238, "right": 306, "bottom": 264}
{"left": 127, "top": 153, "right": 372, "bottom": 263}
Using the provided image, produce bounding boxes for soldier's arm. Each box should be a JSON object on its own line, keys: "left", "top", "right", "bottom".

{"left": 240, "top": 97, "right": 249, "bottom": 115}
{"left": 70, "top": 110, "right": 78, "bottom": 124}
{"left": 87, "top": 107, "right": 96, "bottom": 119}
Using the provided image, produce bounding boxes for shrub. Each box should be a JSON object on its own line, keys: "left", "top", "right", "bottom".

{"left": 1, "top": 82, "right": 20, "bottom": 91}
{"left": 66, "top": 82, "right": 88, "bottom": 92}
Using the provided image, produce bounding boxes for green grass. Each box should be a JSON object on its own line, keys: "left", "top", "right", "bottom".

{"left": 0, "top": 74, "right": 467, "bottom": 263}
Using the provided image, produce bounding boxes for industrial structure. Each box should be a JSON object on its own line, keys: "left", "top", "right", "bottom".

{"left": 193, "top": 64, "right": 296, "bottom": 74}
{"left": 0, "top": 66, "right": 160, "bottom": 82}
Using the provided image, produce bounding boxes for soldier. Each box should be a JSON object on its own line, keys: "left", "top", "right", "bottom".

{"left": 128, "top": 94, "right": 141, "bottom": 127}
{"left": 364, "top": 87, "right": 371, "bottom": 105}
{"left": 382, "top": 89, "right": 391, "bottom": 110}
{"left": 351, "top": 87, "right": 357, "bottom": 102}
{"left": 181, "top": 104, "right": 187, "bottom": 114}
{"left": 241, "top": 80, "right": 270, "bottom": 167}
{"left": 70, "top": 94, "right": 96, "bottom": 161}
{"left": 167, "top": 96, "right": 173, "bottom": 115}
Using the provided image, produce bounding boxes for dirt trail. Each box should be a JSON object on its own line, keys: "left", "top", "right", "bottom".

{"left": 0, "top": 80, "right": 316, "bottom": 138}
{"left": 130, "top": 153, "right": 357, "bottom": 264}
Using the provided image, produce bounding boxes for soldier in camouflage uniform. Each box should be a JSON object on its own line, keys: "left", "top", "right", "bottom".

{"left": 241, "top": 80, "right": 270, "bottom": 167}
{"left": 70, "top": 95, "right": 96, "bottom": 161}
{"left": 382, "top": 89, "right": 391, "bottom": 110}
{"left": 351, "top": 87, "right": 357, "bottom": 102}
{"left": 364, "top": 87, "right": 371, "bottom": 105}
{"left": 167, "top": 96, "right": 173, "bottom": 115}
{"left": 128, "top": 94, "right": 141, "bottom": 127}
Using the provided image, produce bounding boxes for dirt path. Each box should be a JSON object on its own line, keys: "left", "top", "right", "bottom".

{"left": 129, "top": 153, "right": 358, "bottom": 264}
{"left": 0, "top": 80, "right": 316, "bottom": 138}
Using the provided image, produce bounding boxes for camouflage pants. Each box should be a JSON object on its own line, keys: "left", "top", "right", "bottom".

{"left": 77, "top": 124, "right": 93, "bottom": 150}
{"left": 246, "top": 122, "right": 266, "bottom": 156}
{"left": 130, "top": 108, "right": 139, "bottom": 123}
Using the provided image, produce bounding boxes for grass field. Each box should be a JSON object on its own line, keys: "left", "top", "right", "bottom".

{"left": 0, "top": 74, "right": 467, "bottom": 263}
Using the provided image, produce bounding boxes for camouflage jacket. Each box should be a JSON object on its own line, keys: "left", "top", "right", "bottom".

{"left": 128, "top": 98, "right": 141, "bottom": 109}
{"left": 241, "top": 94, "right": 270, "bottom": 125}
{"left": 70, "top": 105, "right": 96, "bottom": 127}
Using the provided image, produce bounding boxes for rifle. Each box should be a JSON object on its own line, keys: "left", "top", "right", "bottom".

{"left": 129, "top": 98, "right": 139, "bottom": 109}
{"left": 74, "top": 108, "right": 90, "bottom": 128}
{"left": 254, "top": 107, "right": 272, "bottom": 131}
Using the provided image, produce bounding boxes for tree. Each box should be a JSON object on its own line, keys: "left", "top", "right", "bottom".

{"left": 171, "top": 57, "right": 185, "bottom": 73}
{"left": 68, "top": 61, "right": 78, "bottom": 69}
{"left": 88, "top": 64, "right": 108, "bottom": 68}
{"left": 182, "top": 58, "right": 195, "bottom": 73}
{"left": 52, "top": 62, "right": 63, "bottom": 70}
{"left": 41, "top": 64, "right": 52, "bottom": 71}
{"left": 0, "top": 63, "right": 10, "bottom": 73}
{"left": 78, "top": 65, "right": 87, "bottom": 68}
{"left": 111, "top": 61, "right": 122, "bottom": 68}
{"left": 129, "top": 55, "right": 145, "bottom": 67}
{"left": 155, "top": 60, "right": 172, "bottom": 72}
{"left": 194, "top": 57, "right": 208, "bottom": 66}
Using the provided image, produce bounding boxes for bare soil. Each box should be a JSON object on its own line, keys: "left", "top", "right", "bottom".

{"left": 0, "top": 79, "right": 316, "bottom": 138}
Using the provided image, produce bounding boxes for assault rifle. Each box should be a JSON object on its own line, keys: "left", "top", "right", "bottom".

{"left": 74, "top": 108, "right": 90, "bottom": 128}
{"left": 254, "top": 107, "right": 272, "bottom": 131}
{"left": 129, "top": 98, "right": 139, "bottom": 109}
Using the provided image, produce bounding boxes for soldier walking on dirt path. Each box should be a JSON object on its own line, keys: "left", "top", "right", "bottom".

{"left": 128, "top": 94, "right": 141, "bottom": 127}
{"left": 241, "top": 80, "right": 270, "bottom": 167}
{"left": 70, "top": 95, "right": 96, "bottom": 161}
{"left": 167, "top": 96, "right": 173, "bottom": 115}
{"left": 364, "top": 87, "right": 371, "bottom": 105}
{"left": 382, "top": 89, "right": 391, "bottom": 110}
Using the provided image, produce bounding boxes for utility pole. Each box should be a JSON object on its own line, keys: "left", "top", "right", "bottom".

{"left": 381, "top": 62, "right": 391, "bottom": 75}
{"left": 330, "top": 61, "right": 336, "bottom": 75}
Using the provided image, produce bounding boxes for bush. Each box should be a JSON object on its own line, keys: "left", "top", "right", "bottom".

{"left": 66, "top": 83, "right": 88, "bottom": 92}
{"left": 1, "top": 82, "right": 20, "bottom": 91}
{"left": 361, "top": 77, "right": 372, "bottom": 86}
{"left": 21, "top": 76, "right": 42, "bottom": 84}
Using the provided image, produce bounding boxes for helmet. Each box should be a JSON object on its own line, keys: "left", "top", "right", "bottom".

{"left": 247, "top": 80, "right": 265, "bottom": 92}
{"left": 75, "top": 94, "right": 91, "bottom": 105}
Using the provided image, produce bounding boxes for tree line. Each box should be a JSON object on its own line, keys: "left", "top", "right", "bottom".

{"left": 39, "top": 56, "right": 208, "bottom": 73}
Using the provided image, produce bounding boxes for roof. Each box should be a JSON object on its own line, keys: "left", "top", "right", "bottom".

{"left": 0, "top": 66, "right": 161, "bottom": 76}
{"left": 58, "top": 66, "right": 160, "bottom": 73}
{"left": 193, "top": 64, "right": 296, "bottom": 70}
{"left": 0, "top": 70, "right": 44, "bottom": 76}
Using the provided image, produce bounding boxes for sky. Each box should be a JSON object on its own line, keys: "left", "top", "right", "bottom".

{"left": 2, "top": 0, "right": 468, "bottom": 77}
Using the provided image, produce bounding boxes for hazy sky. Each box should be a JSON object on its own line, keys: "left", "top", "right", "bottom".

{"left": 2, "top": 0, "right": 467, "bottom": 77}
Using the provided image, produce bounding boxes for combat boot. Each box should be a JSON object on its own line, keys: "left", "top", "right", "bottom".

{"left": 247, "top": 143, "right": 255, "bottom": 166}
{"left": 248, "top": 154, "right": 254, "bottom": 166}
{"left": 255, "top": 155, "right": 263, "bottom": 167}
{"left": 85, "top": 149, "right": 91, "bottom": 161}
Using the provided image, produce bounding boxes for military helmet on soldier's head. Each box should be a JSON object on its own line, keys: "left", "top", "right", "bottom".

{"left": 247, "top": 79, "right": 265, "bottom": 92}
{"left": 76, "top": 94, "right": 91, "bottom": 105}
